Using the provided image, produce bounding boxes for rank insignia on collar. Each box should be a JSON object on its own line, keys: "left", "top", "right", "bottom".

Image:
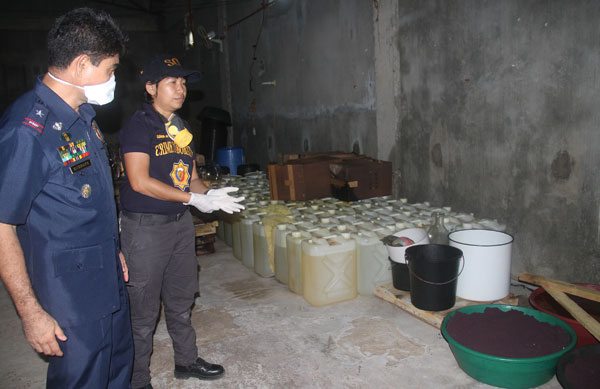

{"left": 53, "top": 122, "right": 63, "bottom": 131}
{"left": 35, "top": 109, "right": 45, "bottom": 118}
{"left": 61, "top": 132, "right": 71, "bottom": 142}
{"left": 81, "top": 184, "right": 92, "bottom": 199}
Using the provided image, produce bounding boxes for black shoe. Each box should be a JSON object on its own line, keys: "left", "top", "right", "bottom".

{"left": 174, "top": 357, "right": 225, "bottom": 380}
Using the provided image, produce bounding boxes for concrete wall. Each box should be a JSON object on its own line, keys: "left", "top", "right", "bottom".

{"left": 374, "top": 0, "right": 600, "bottom": 283}
{"left": 225, "top": 0, "right": 377, "bottom": 167}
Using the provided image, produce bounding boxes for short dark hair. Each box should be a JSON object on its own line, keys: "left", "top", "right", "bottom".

{"left": 47, "top": 7, "right": 128, "bottom": 69}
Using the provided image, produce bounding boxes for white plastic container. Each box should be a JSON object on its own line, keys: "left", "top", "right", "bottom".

{"left": 274, "top": 224, "right": 297, "bottom": 284}
{"left": 287, "top": 231, "right": 311, "bottom": 295}
{"left": 385, "top": 228, "right": 429, "bottom": 264}
{"left": 232, "top": 216, "right": 242, "bottom": 260}
{"left": 253, "top": 221, "right": 273, "bottom": 277}
{"left": 448, "top": 229, "right": 514, "bottom": 301}
{"left": 240, "top": 215, "right": 260, "bottom": 269}
{"left": 216, "top": 218, "right": 225, "bottom": 241}
{"left": 354, "top": 230, "right": 392, "bottom": 295}
{"left": 222, "top": 212, "right": 237, "bottom": 247}
{"left": 302, "top": 235, "right": 357, "bottom": 306}
{"left": 262, "top": 214, "right": 293, "bottom": 279}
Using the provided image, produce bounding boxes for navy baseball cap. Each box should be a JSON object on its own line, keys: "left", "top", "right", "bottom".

{"left": 139, "top": 54, "right": 201, "bottom": 83}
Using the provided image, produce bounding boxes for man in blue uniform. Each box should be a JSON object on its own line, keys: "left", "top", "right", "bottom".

{"left": 0, "top": 8, "right": 133, "bottom": 388}
{"left": 119, "top": 55, "right": 244, "bottom": 389}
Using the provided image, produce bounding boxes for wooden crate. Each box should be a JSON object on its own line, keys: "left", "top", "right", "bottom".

{"left": 374, "top": 283, "right": 520, "bottom": 329}
{"left": 194, "top": 220, "right": 217, "bottom": 236}
{"left": 282, "top": 151, "right": 361, "bottom": 163}
{"left": 330, "top": 158, "right": 392, "bottom": 201}
{"left": 194, "top": 220, "right": 218, "bottom": 256}
{"left": 267, "top": 157, "right": 333, "bottom": 201}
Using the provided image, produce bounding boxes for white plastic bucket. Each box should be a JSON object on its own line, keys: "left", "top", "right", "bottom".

{"left": 385, "top": 228, "right": 429, "bottom": 264}
{"left": 448, "top": 229, "right": 514, "bottom": 301}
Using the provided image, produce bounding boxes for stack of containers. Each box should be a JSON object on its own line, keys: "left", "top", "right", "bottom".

{"left": 212, "top": 172, "right": 509, "bottom": 306}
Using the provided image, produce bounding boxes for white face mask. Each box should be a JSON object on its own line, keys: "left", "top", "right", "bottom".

{"left": 48, "top": 72, "right": 116, "bottom": 105}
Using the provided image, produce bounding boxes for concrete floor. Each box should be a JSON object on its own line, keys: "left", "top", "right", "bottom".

{"left": 1, "top": 240, "right": 562, "bottom": 388}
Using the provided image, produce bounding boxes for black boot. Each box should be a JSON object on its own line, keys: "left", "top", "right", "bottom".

{"left": 174, "top": 357, "right": 225, "bottom": 380}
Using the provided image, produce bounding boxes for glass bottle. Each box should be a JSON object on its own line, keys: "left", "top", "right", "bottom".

{"left": 427, "top": 211, "right": 449, "bottom": 244}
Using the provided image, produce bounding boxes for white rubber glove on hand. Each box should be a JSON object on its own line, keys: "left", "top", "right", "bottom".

{"left": 184, "top": 192, "right": 220, "bottom": 213}
{"left": 206, "top": 187, "right": 245, "bottom": 214}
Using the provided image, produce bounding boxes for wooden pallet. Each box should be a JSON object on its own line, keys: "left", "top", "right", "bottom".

{"left": 374, "top": 283, "right": 520, "bottom": 329}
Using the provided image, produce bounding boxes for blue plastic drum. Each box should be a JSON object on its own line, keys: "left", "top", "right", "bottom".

{"left": 216, "top": 146, "right": 245, "bottom": 175}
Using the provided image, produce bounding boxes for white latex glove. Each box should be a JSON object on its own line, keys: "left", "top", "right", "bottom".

{"left": 206, "top": 187, "right": 245, "bottom": 214}
{"left": 184, "top": 192, "right": 220, "bottom": 213}
{"left": 184, "top": 188, "right": 245, "bottom": 214}
{"left": 206, "top": 187, "right": 241, "bottom": 197}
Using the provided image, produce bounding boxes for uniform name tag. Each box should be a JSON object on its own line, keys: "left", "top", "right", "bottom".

{"left": 70, "top": 159, "right": 92, "bottom": 174}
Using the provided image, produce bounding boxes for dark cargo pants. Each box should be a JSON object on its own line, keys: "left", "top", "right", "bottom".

{"left": 120, "top": 210, "right": 198, "bottom": 388}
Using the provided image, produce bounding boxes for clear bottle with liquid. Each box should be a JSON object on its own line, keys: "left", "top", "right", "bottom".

{"left": 427, "top": 211, "right": 450, "bottom": 244}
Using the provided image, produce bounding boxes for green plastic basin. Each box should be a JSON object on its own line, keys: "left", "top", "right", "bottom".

{"left": 441, "top": 304, "right": 577, "bottom": 389}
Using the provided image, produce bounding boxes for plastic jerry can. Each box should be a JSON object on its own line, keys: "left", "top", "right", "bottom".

{"left": 222, "top": 213, "right": 234, "bottom": 246}
{"left": 274, "top": 224, "right": 297, "bottom": 285}
{"left": 287, "top": 231, "right": 311, "bottom": 295}
{"left": 240, "top": 214, "right": 260, "bottom": 269}
{"left": 216, "top": 218, "right": 225, "bottom": 241}
{"left": 354, "top": 230, "right": 392, "bottom": 295}
{"left": 302, "top": 234, "right": 357, "bottom": 306}
{"left": 253, "top": 221, "right": 273, "bottom": 277}
{"left": 232, "top": 213, "right": 245, "bottom": 260}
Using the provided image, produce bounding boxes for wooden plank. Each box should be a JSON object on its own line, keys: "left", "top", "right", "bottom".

{"left": 544, "top": 286, "right": 600, "bottom": 341}
{"left": 518, "top": 273, "right": 600, "bottom": 303}
{"left": 374, "top": 283, "right": 519, "bottom": 329}
{"left": 287, "top": 164, "right": 296, "bottom": 201}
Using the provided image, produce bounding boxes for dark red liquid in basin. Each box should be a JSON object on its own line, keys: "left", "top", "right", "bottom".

{"left": 446, "top": 307, "right": 571, "bottom": 358}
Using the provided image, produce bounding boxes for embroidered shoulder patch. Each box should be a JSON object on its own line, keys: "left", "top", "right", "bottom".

{"left": 22, "top": 117, "right": 44, "bottom": 134}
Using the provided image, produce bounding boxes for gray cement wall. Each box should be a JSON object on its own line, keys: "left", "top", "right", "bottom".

{"left": 377, "top": 0, "right": 600, "bottom": 283}
{"left": 226, "top": 0, "right": 377, "bottom": 167}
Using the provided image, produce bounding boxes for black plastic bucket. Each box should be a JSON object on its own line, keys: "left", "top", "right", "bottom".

{"left": 390, "top": 258, "right": 410, "bottom": 291}
{"left": 405, "top": 244, "right": 463, "bottom": 311}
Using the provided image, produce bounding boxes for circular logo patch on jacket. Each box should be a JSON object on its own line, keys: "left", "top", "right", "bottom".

{"left": 170, "top": 159, "right": 191, "bottom": 191}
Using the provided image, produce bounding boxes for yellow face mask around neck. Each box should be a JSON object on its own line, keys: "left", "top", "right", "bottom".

{"left": 165, "top": 120, "right": 193, "bottom": 148}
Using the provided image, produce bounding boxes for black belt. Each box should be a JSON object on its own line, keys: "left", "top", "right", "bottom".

{"left": 121, "top": 210, "right": 188, "bottom": 225}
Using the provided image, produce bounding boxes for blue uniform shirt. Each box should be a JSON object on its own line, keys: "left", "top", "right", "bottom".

{"left": 0, "top": 78, "right": 122, "bottom": 326}
{"left": 119, "top": 103, "right": 194, "bottom": 215}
